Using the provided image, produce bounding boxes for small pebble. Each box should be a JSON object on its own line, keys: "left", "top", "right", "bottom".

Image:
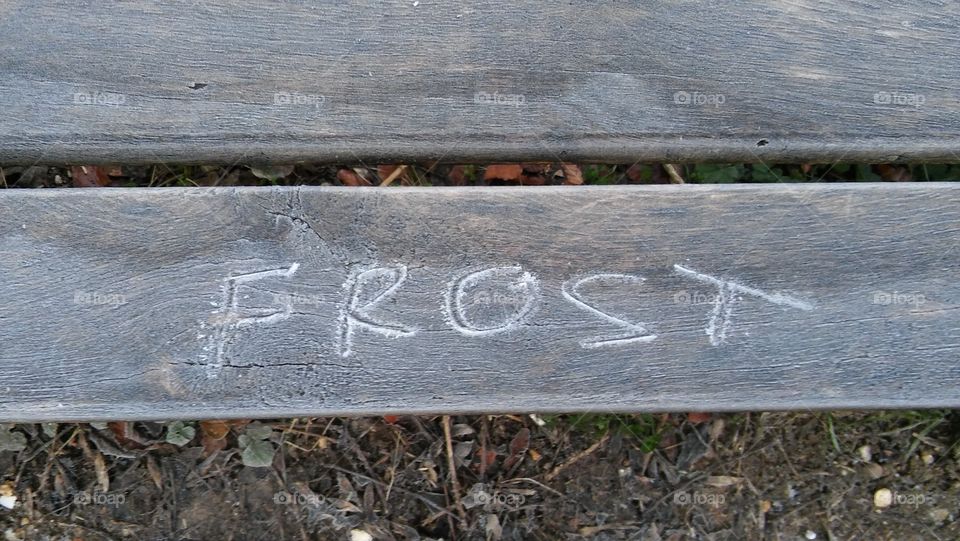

{"left": 858, "top": 445, "right": 872, "bottom": 462}
{"left": 865, "top": 463, "right": 885, "bottom": 480}
{"left": 874, "top": 488, "right": 893, "bottom": 508}
{"left": 805, "top": 530, "right": 817, "bottom": 540}
{"left": 921, "top": 452, "right": 935, "bottom": 465}
{"left": 350, "top": 530, "right": 373, "bottom": 541}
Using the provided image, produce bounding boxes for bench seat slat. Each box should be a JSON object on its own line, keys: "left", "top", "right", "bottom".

{"left": 1, "top": 184, "right": 958, "bottom": 420}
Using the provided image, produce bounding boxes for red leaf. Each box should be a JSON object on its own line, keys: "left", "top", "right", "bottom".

{"left": 448, "top": 165, "right": 467, "bottom": 186}
{"left": 383, "top": 415, "right": 400, "bottom": 425}
{"left": 70, "top": 165, "right": 111, "bottom": 187}
{"left": 876, "top": 164, "right": 912, "bottom": 181}
{"left": 377, "top": 165, "right": 401, "bottom": 182}
{"left": 483, "top": 164, "right": 523, "bottom": 182}
{"left": 625, "top": 164, "right": 647, "bottom": 183}
{"left": 687, "top": 412, "right": 712, "bottom": 425}
{"left": 482, "top": 449, "right": 497, "bottom": 468}
{"left": 337, "top": 168, "right": 372, "bottom": 186}
{"left": 200, "top": 420, "right": 230, "bottom": 441}
{"left": 106, "top": 421, "right": 143, "bottom": 449}
{"left": 504, "top": 427, "right": 530, "bottom": 470}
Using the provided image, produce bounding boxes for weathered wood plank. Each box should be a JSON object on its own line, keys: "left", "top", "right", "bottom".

{"left": 2, "top": 1, "right": 960, "bottom": 163}
{"left": 1, "top": 184, "right": 959, "bottom": 420}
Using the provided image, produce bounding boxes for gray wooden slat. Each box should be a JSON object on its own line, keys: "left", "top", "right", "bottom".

{"left": 1, "top": 184, "right": 959, "bottom": 421}
{"left": 2, "top": 1, "right": 960, "bottom": 163}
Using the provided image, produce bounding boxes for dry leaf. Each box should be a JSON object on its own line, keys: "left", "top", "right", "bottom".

{"left": 249, "top": 165, "right": 295, "bottom": 180}
{"left": 479, "top": 449, "right": 497, "bottom": 470}
{"left": 626, "top": 164, "right": 646, "bottom": 183}
{"left": 377, "top": 165, "right": 408, "bottom": 185}
{"left": 70, "top": 165, "right": 111, "bottom": 187}
{"left": 146, "top": 455, "right": 163, "bottom": 490}
{"left": 504, "top": 428, "right": 530, "bottom": 470}
{"left": 560, "top": 163, "right": 584, "bottom": 185}
{"left": 687, "top": 412, "right": 712, "bottom": 425}
{"left": 448, "top": 165, "right": 467, "bottom": 186}
{"left": 483, "top": 164, "right": 523, "bottom": 182}
{"left": 704, "top": 475, "right": 743, "bottom": 488}
{"left": 202, "top": 436, "right": 227, "bottom": 457}
{"left": 200, "top": 420, "right": 230, "bottom": 441}
{"left": 876, "top": 164, "right": 912, "bottom": 181}
{"left": 337, "top": 168, "right": 372, "bottom": 186}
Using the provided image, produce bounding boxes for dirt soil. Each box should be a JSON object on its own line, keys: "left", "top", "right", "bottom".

{"left": 1, "top": 411, "right": 958, "bottom": 540}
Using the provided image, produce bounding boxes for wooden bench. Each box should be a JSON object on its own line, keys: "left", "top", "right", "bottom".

{"left": 1, "top": 2, "right": 958, "bottom": 420}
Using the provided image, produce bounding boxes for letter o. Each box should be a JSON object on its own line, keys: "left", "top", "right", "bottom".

{"left": 444, "top": 266, "right": 540, "bottom": 336}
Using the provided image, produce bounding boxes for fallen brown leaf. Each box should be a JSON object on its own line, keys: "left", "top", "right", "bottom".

{"left": 107, "top": 421, "right": 144, "bottom": 449}
{"left": 876, "top": 164, "right": 912, "bottom": 181}
{"left": 200, "top": 420, "right": 230, "bottom": 441}
{"left": 201, "top": 435, "right": 227, "bottom": 457}
{"left": 70, "top": 165, "right": 111, "bottom": 187}
{"left": 448, "top": 165, "right": 467, "bottom": 186}
{"left": 626, "top": 164, "right": 647, "bottom": 183}
{"left": 377, "top": 165, "right": 409, "bottom": 185}
{"left": 337, "top": 168, "right": 372, "bottom": 186}
{"left": 478, "top": 449, "right": 497, "bottom": 470}
{"left": 146, "top": 455, "right": 163, "bottom": 490}
{"left": 561, "top": 163, "right": 584, "bottom": 185}
{"left": 503, "top": 427, "right": 530, "bottom": 471}
{"left": 483, "top": 164, "right": 523, "bottom": 183}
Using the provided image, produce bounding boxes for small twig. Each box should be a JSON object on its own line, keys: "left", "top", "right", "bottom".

{"left": 313, "top": 464, "right": 457, "bottom": 520}
{"left": 442, "top": 415, "right": 468, "bottom": 527}
{"left": 663, "top": 163, "right": 685, "bottom": 184}
{"left": 379, "top": 164, "right": 408, "bottom": 187}
{"left": 0, "top": 167, "right": 6, "bottom": 188}
{"left": 544, "top": 432, "right": 610, "bottom": 482}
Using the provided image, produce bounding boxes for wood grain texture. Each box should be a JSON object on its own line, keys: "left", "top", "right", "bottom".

{"left": 1, "top": 184, "right": 959, "bottom": 421}
{"left": 2, "top": 1, "right": 960, "bottom": 163}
